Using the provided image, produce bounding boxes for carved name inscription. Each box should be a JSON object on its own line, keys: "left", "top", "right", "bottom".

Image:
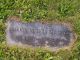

{"left": 6, "top": 20, "right": 74, "bottom": 48}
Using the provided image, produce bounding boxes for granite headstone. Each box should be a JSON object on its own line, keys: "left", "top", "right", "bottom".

{"left": 6, "top": 20, "right": 75, "bottom": 50}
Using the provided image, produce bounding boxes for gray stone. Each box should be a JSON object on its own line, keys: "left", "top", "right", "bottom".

{"left": 6, "top": 20, "right": 75, "bottom": 49}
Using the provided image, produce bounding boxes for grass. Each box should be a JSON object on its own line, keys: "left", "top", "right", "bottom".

{"left": 0, "top": 0, "right": 80, "bottom": 60}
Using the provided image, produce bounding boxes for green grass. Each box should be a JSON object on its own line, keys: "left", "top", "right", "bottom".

{"left": 0, "top": 0, "right": 80, "bottom": 60}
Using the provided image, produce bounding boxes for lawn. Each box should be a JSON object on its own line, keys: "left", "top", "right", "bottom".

{"left": 0, "top": 0, "right": 80, "bottom": 60}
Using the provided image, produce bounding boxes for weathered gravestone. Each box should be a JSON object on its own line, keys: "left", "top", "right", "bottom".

{"left": 6, "top": 18, "right": 75, "bottom": 50}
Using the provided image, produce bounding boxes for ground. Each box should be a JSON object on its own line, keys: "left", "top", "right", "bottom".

{"left": 0, "top": 0, "right": 80, "bottom": 60}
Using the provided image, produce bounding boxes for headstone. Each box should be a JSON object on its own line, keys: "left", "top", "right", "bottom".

{"left": 6, "top": 20, "right": 75, "bottom": 50}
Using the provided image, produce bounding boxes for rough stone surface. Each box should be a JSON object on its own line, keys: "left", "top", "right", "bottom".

{"left": 6, "top": 20, "right": 74, "bottom": 49}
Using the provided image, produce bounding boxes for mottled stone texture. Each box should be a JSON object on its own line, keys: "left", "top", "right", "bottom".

{"left": 6, "top": 20, "right": 74, "bottom": 48}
